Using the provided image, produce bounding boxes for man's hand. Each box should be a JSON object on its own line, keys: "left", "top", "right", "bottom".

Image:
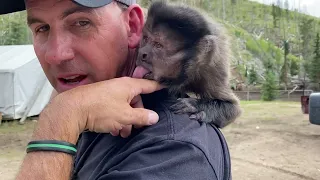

{"left": 77, "top": 77, "right": 162, "bottom": 136}
{"left": 39, "top": 77, "right": 162, "bottom": 142}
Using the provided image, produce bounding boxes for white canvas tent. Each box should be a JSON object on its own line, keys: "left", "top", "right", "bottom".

{"left": 0, "top": 45, "right": 53, "bottom": 120}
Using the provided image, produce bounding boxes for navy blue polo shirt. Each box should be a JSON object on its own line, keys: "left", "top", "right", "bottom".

{"left": 72, "top": 89, "right": 232, "bottom": 180}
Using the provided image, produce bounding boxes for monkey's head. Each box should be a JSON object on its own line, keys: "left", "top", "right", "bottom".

{"left": 132, "top": 1, "right": 211, "bottom": 86}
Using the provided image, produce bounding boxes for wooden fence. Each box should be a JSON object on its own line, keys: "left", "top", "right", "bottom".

{"left": 234, "top": 90, "right": 314, "bottom": 102}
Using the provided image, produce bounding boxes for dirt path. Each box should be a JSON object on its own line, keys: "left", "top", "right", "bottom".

{"left": 0, "top": 120, "right": 35, "bottom": 180}
{"left": 0, "top": 101, "right": 319, "bottom": 180}
{"left": 222, "top": 101, "right": 320, "bottom": 180}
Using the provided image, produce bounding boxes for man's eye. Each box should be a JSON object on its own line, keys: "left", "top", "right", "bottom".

{"left": 74, "top": 20, "right": 90, "bottom": 27}
{"left": 35, "top": 25, "right": 50, "bottom": 33}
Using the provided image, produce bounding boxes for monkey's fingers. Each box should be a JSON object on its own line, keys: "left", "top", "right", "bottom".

{"left": 189, "top": 111, "right": 207, "bottom": 122}
{"left": 169, "top": 98, "right": 198, "bottom": 114}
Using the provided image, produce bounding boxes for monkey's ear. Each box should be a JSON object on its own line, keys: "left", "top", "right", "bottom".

{"left": 125, "top": 5, "right": 145, "bottom": 49}
{"left": 198, "top": 35, "right": 217, "bottom": 54}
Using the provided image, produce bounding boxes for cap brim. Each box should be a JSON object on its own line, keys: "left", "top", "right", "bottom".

{"left": 0, "top": 0, "right": 26, "bottom": 15}
{"left": 0, "top": 0, "right": 114, "bottom": 15}
{"left": 73, "top": 0, "right": 113, "bottom": 8}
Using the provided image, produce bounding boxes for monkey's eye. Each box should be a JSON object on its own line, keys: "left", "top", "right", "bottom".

{"left": 143, "top": 36, "right": 149, "bottom": 43}
{"left": 154, "top": 42, "right": 163, "bottom": 49}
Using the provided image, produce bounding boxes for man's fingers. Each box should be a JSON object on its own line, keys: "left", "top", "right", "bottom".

{"left": 127, "top": 78, "right": 165, "bottom": 97}
{"left": 130, "top": 95, "right": 144, "bottom": 108}
{"left": 124, "top": 108, "right": 159, "bottom": 126}
{"left": 130, "top": 96, "right": 145, "bottom": 129}
{"left": 120, "top": 125, "right": 132, "bottom": 138}
{"left": 110, "top": 130, "right": 119, "bottom": 136}
{"left": 133, "top": 124, "right": 143, "bottom": 129}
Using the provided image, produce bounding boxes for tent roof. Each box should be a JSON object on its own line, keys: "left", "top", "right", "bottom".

{"left": 0, "top": 45, "right": 38, "bottom": 71}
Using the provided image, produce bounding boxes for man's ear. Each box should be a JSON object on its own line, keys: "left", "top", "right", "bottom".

{"left": 124, "top": 5, "right": 145, "bottom": 49}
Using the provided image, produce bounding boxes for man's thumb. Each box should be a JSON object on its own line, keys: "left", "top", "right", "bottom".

{"left": 129, "top": 108, "right": 159, "bottom": 126}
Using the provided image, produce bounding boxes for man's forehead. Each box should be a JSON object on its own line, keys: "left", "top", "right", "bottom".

{"left": 25, "top": 0, "right": 98, "bottom": 26}
{"left": 0, "top": 0, "right": 134, "bottom": 15}
{"left": 25, "top": 0, "right": 68, "bottom": 9}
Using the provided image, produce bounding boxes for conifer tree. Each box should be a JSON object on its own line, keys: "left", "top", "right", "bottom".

{"left": 310, "top": 33, "right": 320, "bottom": 86}
{"left": 262, "top": 60, "right": 278, "bottom": 101}
{"left": 261, "top": 70, "right": 278, "bottom": 101}
{"left": 299, "top": 17, "right": 314, "bottom": 76}
{"left": 271, "top": 3, "right": 278, "bottom": 28}
{"left": 280, "top": 40, "right": 290, "bottom": 90}
{"left": 248, "top": 66, "right": 258, "bottom": 85}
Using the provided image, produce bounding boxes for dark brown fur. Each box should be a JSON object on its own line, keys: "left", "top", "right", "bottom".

{"left": 135, "top": 0, "right": 242, "bottom": 128}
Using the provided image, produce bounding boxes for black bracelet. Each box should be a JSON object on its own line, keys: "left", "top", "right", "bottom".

{"left": 26, "top": 140, "right": 77, "bottom": 156}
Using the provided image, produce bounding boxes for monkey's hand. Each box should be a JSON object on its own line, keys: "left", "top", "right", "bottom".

{"left": 170, "top": 98, "right": 207, "bottom": 122}
{"left": 170, "top": 98, "right": 241, "bottom": 128}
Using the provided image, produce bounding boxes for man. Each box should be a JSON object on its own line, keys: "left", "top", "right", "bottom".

{"left": 1, "top": 0, "right": 232, "bottom": 179}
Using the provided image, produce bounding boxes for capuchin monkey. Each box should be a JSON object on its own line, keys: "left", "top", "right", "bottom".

{"left": 132, "top": 1, "right": 242, "bottom": 128}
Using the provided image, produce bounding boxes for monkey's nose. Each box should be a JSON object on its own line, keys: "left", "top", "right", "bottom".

{"left": 142, "top": 53, "right": 147, "bottom": 61}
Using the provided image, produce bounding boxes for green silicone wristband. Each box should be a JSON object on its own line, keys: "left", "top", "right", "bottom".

{"left": 26, "top": 140, "right": 77, "bottom": 156}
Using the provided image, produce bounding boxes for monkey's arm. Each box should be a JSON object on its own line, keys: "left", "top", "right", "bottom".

{"left": 170, "top": 97, "right": 241, "bottom": 128}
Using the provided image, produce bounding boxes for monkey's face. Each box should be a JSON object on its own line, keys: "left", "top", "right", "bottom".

{"left": 133, "top": 25, "right": 186, "bottom": 84}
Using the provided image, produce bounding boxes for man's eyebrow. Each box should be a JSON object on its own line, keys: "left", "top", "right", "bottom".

{"left": 27, "top": 16, "right": 44, "bottom": 26}
{"left": 27, "top": 6, "right": 95, "bottom": 26}
{"left": 60, "top": 6, "right": 95, "bottom": 19}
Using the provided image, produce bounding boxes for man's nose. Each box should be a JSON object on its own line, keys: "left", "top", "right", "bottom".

{"left": 44, "top": 31, "right": 75, "bottom": 65}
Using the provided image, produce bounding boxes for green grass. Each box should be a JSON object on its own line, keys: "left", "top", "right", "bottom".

{"left": 238, "top": 100, "right": 304, "bottom": 123}
{"left": 0, "top": 120, "right": 36, "bottom": 134}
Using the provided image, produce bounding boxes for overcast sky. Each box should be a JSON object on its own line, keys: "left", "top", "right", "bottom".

{"left": 249, "top": 0, "right": 320, "bottom": 18}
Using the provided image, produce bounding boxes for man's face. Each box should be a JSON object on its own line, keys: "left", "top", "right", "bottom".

{"left": 26, "top": 0, "right": 130, "bottom": 93}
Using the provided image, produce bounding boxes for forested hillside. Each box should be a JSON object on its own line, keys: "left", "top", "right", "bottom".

{"left": 138, "top": 0, "right": 320, "bottom": 93}
{"left": 1, "top": 0, "right": 320, "bottom": 95}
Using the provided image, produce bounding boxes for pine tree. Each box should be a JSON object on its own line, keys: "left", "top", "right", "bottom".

{"left": 310, "top": 33, "right": 320, "bottom": 85}
{"left": 248, "top": 66, "right": 258, "bottom": 85}
{"left": 299, "top": 17, "right": 315, "bottom": 77}
{"left": 276, "top": 0, "right": 282, "bottom": 17}
{"left": 284, "top": 0, "right": 289, "bottom": 22}
{"left": 261, "top": 71, "right": 278, "bottom": 101}
{"left": 271, "top": 3, "right": 278, "bottom": 28}
{"left": 280, "top": 40, "right": 290, "bottom": 90}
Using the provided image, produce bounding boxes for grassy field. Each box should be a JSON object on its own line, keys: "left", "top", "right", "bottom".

{"left": 0, "top": 101, "right": 319, "bottom": 180}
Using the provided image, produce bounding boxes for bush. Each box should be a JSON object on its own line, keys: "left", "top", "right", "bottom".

{"left": 261, "top": 71, "right": 278, "bottom": 101}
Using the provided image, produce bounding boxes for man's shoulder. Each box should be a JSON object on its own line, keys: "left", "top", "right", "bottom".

{"left": 136, "top": 90, "right": 232, "bottom": 179}
{"left": 73, "top": 90, "right": 231, "bottom": 180}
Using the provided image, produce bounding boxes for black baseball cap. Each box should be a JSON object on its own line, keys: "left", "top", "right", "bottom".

{"left": 0, "top": 0, "right": 136, "bottom": 15}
